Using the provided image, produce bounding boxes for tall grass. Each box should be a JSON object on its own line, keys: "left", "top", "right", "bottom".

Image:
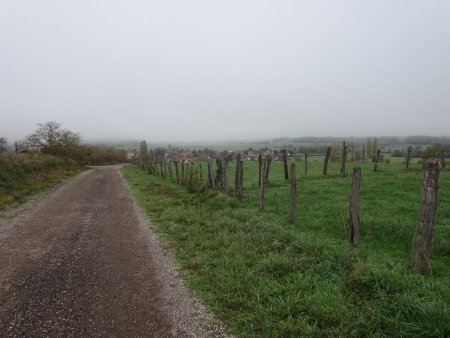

{"left": 0, "top": 153, "right": 81, "bottom": 208}
{"left": 122, "top": 156, "right": 449, "bottom": 337}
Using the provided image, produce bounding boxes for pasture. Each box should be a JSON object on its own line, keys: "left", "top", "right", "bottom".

{"left": 122, "top": 156, "right": 450, "bottom": 337}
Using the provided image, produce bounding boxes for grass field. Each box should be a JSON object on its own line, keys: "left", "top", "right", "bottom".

{"left": 122, "top": 156, "right": 449, "bottom": 337}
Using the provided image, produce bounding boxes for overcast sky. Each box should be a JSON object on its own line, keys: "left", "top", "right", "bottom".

{"left": 1, "top": 1, "right": 449, "bottom": 143}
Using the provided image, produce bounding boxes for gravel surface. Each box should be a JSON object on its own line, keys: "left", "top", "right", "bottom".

{"left": 0, "top": 167, "right": 232, "bottom": 337}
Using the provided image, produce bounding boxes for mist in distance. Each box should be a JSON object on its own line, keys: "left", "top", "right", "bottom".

{"left": 1, "top": 1, "right": 449, "bottom": 143}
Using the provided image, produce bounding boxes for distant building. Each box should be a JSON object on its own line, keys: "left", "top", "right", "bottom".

{"left": 173, "top": 151, "right": 193, "bottom": 162}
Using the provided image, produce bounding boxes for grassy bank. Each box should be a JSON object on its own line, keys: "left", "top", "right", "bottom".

{"left": 122, "top": 158, "right": 449, "bottom": 337}
{"left": 0, "top": 153, "right": 82, "bottom": 209}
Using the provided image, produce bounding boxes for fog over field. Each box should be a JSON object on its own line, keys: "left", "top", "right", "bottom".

{"left": 1, "top": 1, "right": 450, "bottom": 142}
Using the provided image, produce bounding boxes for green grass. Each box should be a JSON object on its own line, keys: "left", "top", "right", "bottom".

{"left": 0, "top": 153, "right": 82, "bottom": 209}
{"left": 122, "top": 157, "right": 449, "bottom": 337}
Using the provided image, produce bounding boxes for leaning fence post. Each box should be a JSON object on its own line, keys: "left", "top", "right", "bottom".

{"left": 348, "top": 167, "right": 361, "bottom": 246}
{"left": 289, "top": 163, "right": 297, "bottom": 222}
{"left": 406, "top": 146, "right": 412, "bottom": 169}
{"left": 412, "top": 160, "right": 440, "bottom": 275}
{"left": 323, "top": 146, "right": 331, "bottom": 175}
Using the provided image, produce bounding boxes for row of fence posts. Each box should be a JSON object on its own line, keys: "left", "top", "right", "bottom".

{"left": 348, "top": 160, "right": 441, "bottom": 275}
{"left": 139, "top": 150, "right": 442, "bottom": 275}
{"left": 142, "top": 155, "right": 246, "bottom": 197}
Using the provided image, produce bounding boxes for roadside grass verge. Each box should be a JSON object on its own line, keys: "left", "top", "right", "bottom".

{"left": 122, "top": 158, "right": 449, "bottom": 337}
{"left": 0, "top": 153, "right": 82, "bottom": 209}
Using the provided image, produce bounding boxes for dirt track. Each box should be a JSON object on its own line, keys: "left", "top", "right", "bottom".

{"left": 0, "top": 167, "right": 224, "bottom": 337}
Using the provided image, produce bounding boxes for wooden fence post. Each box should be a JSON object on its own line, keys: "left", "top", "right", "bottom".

{"left": 239, "top": 158, "right": 244, "bottom": 199}
{"left": 259, "top": 160, "right": 267, "bottom": 210}
{"left": 185, "top": 162, "right": 190, "bottom": 187}
{"left": 181, "top": 161, "right": 185, "bottom": 185}
{"left": 174, "top": 162, "right": 180, "bottom": 185}
{"left": 323, "top": 146, "right": 331, "bottom": 175}
{"left": 187, "top": 162, "right": 194, "bottom": 190}
{"left": 149, "top": 159, "right": 154, "bottom": 175}
{"left": 412, "top": 160, "right": 440, "bottom": 275}
{"left": 373, "top": 149, "right": 381, "bottom": 172}
{"left": 340, "top": 142, "right": 347, "bottom": 178}
{"left": 214, "top": 158, "right": 223, "bottom": 187}
{"left": 258, "top": 154, "right": 263, "bottom": 187}
{"left": 223, "top": 158, "right": 229, "bottom": 194}
{"left": 235, "top": 154, "right": 243, "bottom": 200}
{"left": 207, "top": 157, "right": 214, "bottom": 188}
{"left": 282, "top": 149, "right": 289, "bottom": 180}
{"left": 265, "top": 155, "right": 272, "bottom": 181}
{"left": 304, "top": 153, "right": 308, "bottom": 176}
{"left": 289, "top": 163, "right": 297, "bottom": 222}
{"left": 348, "top": 167, "right": 361, "bottom": 246}
{"left": 235, "top": 153, "right": 241, "bottom": 197}
{"left": 199, "top": 163, "right": 203, "bottom": 182}
{"left": 160, "top": 161, "right": 165, "bottom": 178}
{"left": 168, "top": 162, "right": 173, "bottom": 180}
{"left": 406, "top": 146, "right": 412, "bottom": 169}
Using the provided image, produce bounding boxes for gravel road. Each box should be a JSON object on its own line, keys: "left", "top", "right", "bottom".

{"left": 0, "top": 167, "right": 229, "bottom": 337}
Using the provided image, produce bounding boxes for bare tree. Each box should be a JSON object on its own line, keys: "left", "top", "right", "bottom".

{"left": 59, "top": 129, "right": 81, "bottom": 147}
{"left": 27, "top": 121, "right": 80, "bottom": 150}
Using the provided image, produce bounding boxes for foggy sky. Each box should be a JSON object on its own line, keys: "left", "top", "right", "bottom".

{"left": 1, "top": 1, "right": 450, "bottom": 143}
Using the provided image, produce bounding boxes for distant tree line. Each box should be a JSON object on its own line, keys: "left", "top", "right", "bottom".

{"left": 289, "top": 135, "right": 450, "bottom": 146}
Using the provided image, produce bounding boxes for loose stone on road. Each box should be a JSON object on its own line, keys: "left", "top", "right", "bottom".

{"left": 0, "top": 167, "right": 226, "bottom": 337}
